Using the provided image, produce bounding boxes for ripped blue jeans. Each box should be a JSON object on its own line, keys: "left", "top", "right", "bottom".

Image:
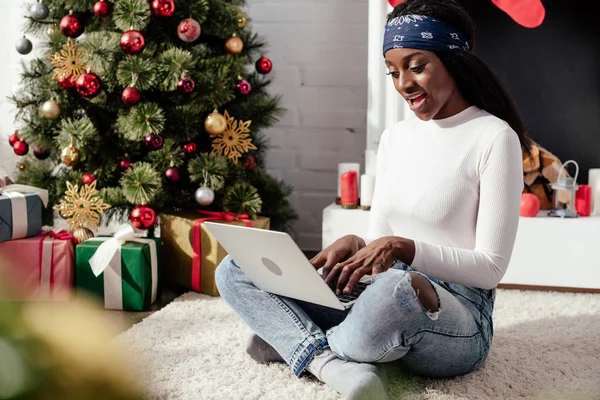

{"left": 215, "top": 256, "right": 494, "bottom": 378}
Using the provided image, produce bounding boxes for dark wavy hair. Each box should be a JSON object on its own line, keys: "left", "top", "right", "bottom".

{"left": 388, "top": 0, "right": 534, "bottom": 160}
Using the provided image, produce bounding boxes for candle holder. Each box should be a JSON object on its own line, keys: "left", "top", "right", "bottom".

{"left": 548, "top": 160, "right": 579, "bottom": 218}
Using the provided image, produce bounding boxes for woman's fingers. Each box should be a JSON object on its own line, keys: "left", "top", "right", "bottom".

{"left": 343, "top": 266, "right": 371, "bottom": 294}
{"left": 335, "top": 260, "right": 362, "bottom": 294}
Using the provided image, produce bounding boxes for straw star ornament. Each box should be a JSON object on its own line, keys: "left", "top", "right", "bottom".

{"left": 49, "top": 38, "right": 87, "bottom": 81}
{"left": 211, "top": 110, "right": 256, "bottom": 164}
{"left": 53, "top": 181, "right": 111, "bottom": 233}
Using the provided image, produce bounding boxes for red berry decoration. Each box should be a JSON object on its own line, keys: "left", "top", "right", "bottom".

{"left": 144, "top": 133, "right": 164, "bottom": 150}
{"left": 8, "top": 132, "right": 19, "bottom": 147}
{"left": 33, "top": 146, "right": 49, "bottom": 160}
{"left": 120, "top": 159, "right": 132, "bottom": 170}
{"left": 177, "top": 77, "right": 195, "bottom": 93}
{"left": 243, "top": 155, "right": 257, "bottom": 171}
{"left": 60, "top": 12, "right": 84, "bottom": 38}
{"left": 151, "top": 0, "right": 175, "bottom": 17}
{"left": 122, "top": 87, "right": 141, "bottom": 106}
{"left": 94, "top": 0, "right": 110, "bottom": 17}
{"left": 13, "top": 140, "right": 29, "bottom": 156}
{"left": 183, "top": 142, "right": 196, "bottom": 154}
{"left": 57, "top": 74, "right": 75, "bottom": 90}
{"left": 82, "top": 172, "right": 96, "bottom": 185}
{"left": 76, "top": 72, "right": 101, "bottom": 98}
{"left": 165, "top": 167, "right": 181, "bottom": 182}
{"left": 255, "top": 56, "right": 273, "bottom": 74}
{"left": 236, "top": 78, "right": 252, "bottom": 95}
{"left": 130, "top": 204, "right": 157, "bottom": 230}
{"left": 120, "top": 30, "right": 145, "bottom": 55}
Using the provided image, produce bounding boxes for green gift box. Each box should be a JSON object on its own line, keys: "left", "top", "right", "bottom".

{"left": 75, "top": 235, "right": 161, "bottom": 311}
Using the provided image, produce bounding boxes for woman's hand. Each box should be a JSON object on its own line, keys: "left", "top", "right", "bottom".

{"left": 310, "top": 235, "right": 366, "bottom": 279}
{"left": 326, "top": 236, "right": 415, "bottom": 295}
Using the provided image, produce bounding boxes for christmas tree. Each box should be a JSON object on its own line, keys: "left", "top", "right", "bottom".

{"left": 9, "top": 0, "right": 297, "bottom": 233}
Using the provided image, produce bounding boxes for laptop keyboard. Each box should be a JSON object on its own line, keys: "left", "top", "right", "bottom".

{"left": 335, "top": 282, "right": 369, "bottom": 303}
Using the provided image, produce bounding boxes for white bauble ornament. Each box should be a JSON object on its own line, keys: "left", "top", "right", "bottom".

{"left": 195, "top": 186, "right": 214, "bottom": 206}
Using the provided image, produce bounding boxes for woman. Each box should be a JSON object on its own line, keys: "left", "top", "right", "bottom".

{"left": 215, "top": 0, "right": 532, "bottom": 398}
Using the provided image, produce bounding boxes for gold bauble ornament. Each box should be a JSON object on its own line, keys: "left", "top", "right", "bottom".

{"left": 225, "top": 35, "right": 244, "bottom": 54}
{"left": 237, "top": 13, "right": 247, "bottom": 28}
{"left": 41, "top": 99, "right": 61, "bottom": 119}
{"left": 204, "top": 109, "right": 227, "bottom": 135}
{"left": 72, "top": 227, "right": 94, "bottom": 244}
{"left": 61, "top": 145, "right": 81, "bottom": 167}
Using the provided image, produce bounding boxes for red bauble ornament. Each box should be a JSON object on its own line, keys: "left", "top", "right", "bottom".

{"left": 520, "top": 193, "right": 541, "bottom": 217}
{"left": 177, "top": 77, "right": 195, "bottom": 93}
{"left": 94, "top": 0, "right": 110, "bottom": 17}
{"left": 255, "top": 56, "right": 273, "bottom": 74}
{"left": 8, "top": 132, "right": 19, "bottom": 147}
{"left": 60, "top": 12, "right": 84, "bottom": 38}
{"left": 243, "top": 155, "right": 257, "bottom": 171}
{"left": 165, "top": 167, "right": 181, "bottom": 182}
{"left": 120, "top": 30, "right": 145, "bottom": 55}
{"left": 13, "top": 140, "right": 29, "bottom": 156}
{"left": 122, "top": 87, "right": 141, "bottom": 106}
{"left": 177, "top": 18, "right": 201, "bottom": 42}
{"left": 151, "top": 0, "right": 175, "bottom": 17}
{"left": 57, "top": 74, "right": 75, "bottom": 90}
{"left": 183, "top": 142, "right": 196, "bottom": 154}
{"left": 130, "top": 204, "right": 157, "bottom": 230}
{"left": 76, "top": 72, "right": 101, "bottom": 98}
{"left": 388, "top": 0, "right": 405, "bottom": 7}
{"left": 82, "top": 172, "right": 96, "bottom": 185}
{"left": 33, "top": 146, "right": 50, "bottom": 160}
{"left": 120, "top": 160, "right": 132, "bottom": 170}
{"left": 236, "top": 79, "right": 252, "bottom": 95}
{"left": 145, "top": 134, "right": 164, "bottom": 150}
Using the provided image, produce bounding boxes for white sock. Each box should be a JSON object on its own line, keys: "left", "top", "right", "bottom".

{"left": 306, "top": 349, "right": 388, "bottom": 400}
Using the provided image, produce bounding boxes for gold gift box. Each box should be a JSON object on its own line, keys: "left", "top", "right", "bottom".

{"left": 160, "top": 212, "right": 270, "bottom": 296}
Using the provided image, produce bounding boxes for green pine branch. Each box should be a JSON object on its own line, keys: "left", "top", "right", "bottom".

{"left": 156, "top": 48, "right": 195, "bottom": 91}
{"left": 116, "top": 56, "right": 158, "bottom": 90}
{"left": 223, "top": 182, "right": 262, "bottom": 218}
{"left": 113, "top": 0, "right": 152, "bottom": 32}
{"left": 116, "top": 102, "right": 165, "bottom": 141}
{"left": 55, "top": 118, "right": 100, "bottom": 162}
{"left": 188, "top": 153, "right": 228, "bottom": 191}
{"left": 120, "top": 162, "right": 162, "bottom": 205}
{"left": 146, "top": 138, "right": 185, "bottom": 174}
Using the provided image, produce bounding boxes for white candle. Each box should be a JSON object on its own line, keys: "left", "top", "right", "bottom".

{"left": 365, "top": 149, "right": 377, "bottom": 176}
{"left": 360, "top": 174, "right": 376, "bottom": 208}
{"left": 589, "top": 168, "right": 600, "bottom": 215}
{"left": 338, "top": 163, "right": 360, "bottom": 198}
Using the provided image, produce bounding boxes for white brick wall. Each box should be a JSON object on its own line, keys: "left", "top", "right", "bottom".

{"left": 0, "top": 0, "right": 369, "bottom": 251}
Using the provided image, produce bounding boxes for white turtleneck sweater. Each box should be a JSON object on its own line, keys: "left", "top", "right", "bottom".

{"left": 365, "top": 106, "right": 523, "bottom": 290}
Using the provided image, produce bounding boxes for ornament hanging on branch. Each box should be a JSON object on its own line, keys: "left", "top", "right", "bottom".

{"left": 194, "top": 169, "right": 215, "bottom": 206}
{"left": 255, "top": 56, "right": 273, "bottom": 74}
{"left": 165, "top": 166, "right": 180, "bottom": 182}
{"left": 177, "top": 18, "right": 201, "bottom": 42}
{"left": 82, "top": 172, "right": 96, "bottom": 185}
{"left": 94, "top": 0, "right": 110, "bottom": 17}
{"left": 8, "top": 132, "right": 20, "bottom": 147}
{"left": 211, "top": 110, "right": 256, "bottom": 165}
{"left": 60, "top": 11, "right": 84, "bottom": 38}
{"left": 236, "top": 76, "right": 252, "bottom": 96}
{"left": 57, "top": 74, "right": 76, "bottom": 90}
{"left": 61, "top": 143, "right": 81, "bottom": 167}
{"left": 151, "top": 0, "right": 175, "bottom": 17}
{"left": 15, "top": 36, "right": 33, "bottom": 55}
{"left": 76, "top": 72, "right": 101, "bottom": 98}
{"left": 33, "top": 146, "right": 50, "bottom": 160}
{"left": 183, "top": 142, "right": 197, "bottom": 154}
{"left": 53, "top": 181, "right": 111, "bottom": 243}
{"left": 30, "top": 1, "right": 50, "bottom": 20}
{"left": 237, "top": 12, "right": 247, "bottom": 29}
{"left": 177, "top": 76, "right": 195, "bottom": 93}
{"left": 130, "top": 204, "right": 157, "bottom": 230}
{"left": 13, "top": 140, "right": 29, "bottom": 156}
{"left": 204, "top": 109, "right": 227, "bottom": 135}
{"left": 49, "top": 38, "right": 87, "bottom": 81}
{"left": 225, "top": 34, "right": 244, "bottom": 54}
{"left": 41, "top": 99, "right": 61, "bottom": 119}
{"left": 120, "top": 159, "right": 132, "bottom": 170}
{"left": 144, "top": 133, "right": 164, "bottom": 150}
{"left": 122, "top": 86, "right": 141, "bottom": 106}
{"left": 243, "top": 155, "right": 257, "bottom": 171}
{"left": 121, "top": 30, "right": 145, "bottom": 55}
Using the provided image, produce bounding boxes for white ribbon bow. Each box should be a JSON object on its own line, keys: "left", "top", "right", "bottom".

{"left": 87, "top": 224, "right": 158, "bottom": 310}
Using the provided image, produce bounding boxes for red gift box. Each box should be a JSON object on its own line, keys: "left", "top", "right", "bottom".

{"left": 0, "top": 231, "right": 75, "bottom": 301}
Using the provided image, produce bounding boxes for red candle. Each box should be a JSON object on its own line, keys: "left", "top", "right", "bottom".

{"left": 341, "top": 170, "right": 358, "bottom": 208}
{"left": 576, "top": 184, "right": 591, "bottom": 217}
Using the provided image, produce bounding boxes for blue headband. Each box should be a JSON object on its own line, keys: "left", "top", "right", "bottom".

{"left": 383, "top": 15, "right": 470, "bottom": 56}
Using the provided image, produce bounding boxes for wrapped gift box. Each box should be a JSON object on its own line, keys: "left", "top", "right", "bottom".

{"left": 0, "top": 192, "right": 43, "bottom": 243}
{"left": 160, "top": 212, "right": 270, "bottom": 296}
{"left": 0, "top": 232, "right": 75, "bottom": 301}
{"left": 76, "top": 236, "right": 161, "bottom": 311}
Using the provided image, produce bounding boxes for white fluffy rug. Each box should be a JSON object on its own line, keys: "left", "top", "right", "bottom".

{"left": 118, "top": 290, "right": 600, "bottom": 400}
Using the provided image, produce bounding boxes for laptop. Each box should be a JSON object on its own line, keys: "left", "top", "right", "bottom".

{"left": 203, "top": 222, "right": 371, "bottom": 310}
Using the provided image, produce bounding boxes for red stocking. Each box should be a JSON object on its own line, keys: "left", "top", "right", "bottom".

{"left": 491, "top": 0, "right": 546, "bottom": 28}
